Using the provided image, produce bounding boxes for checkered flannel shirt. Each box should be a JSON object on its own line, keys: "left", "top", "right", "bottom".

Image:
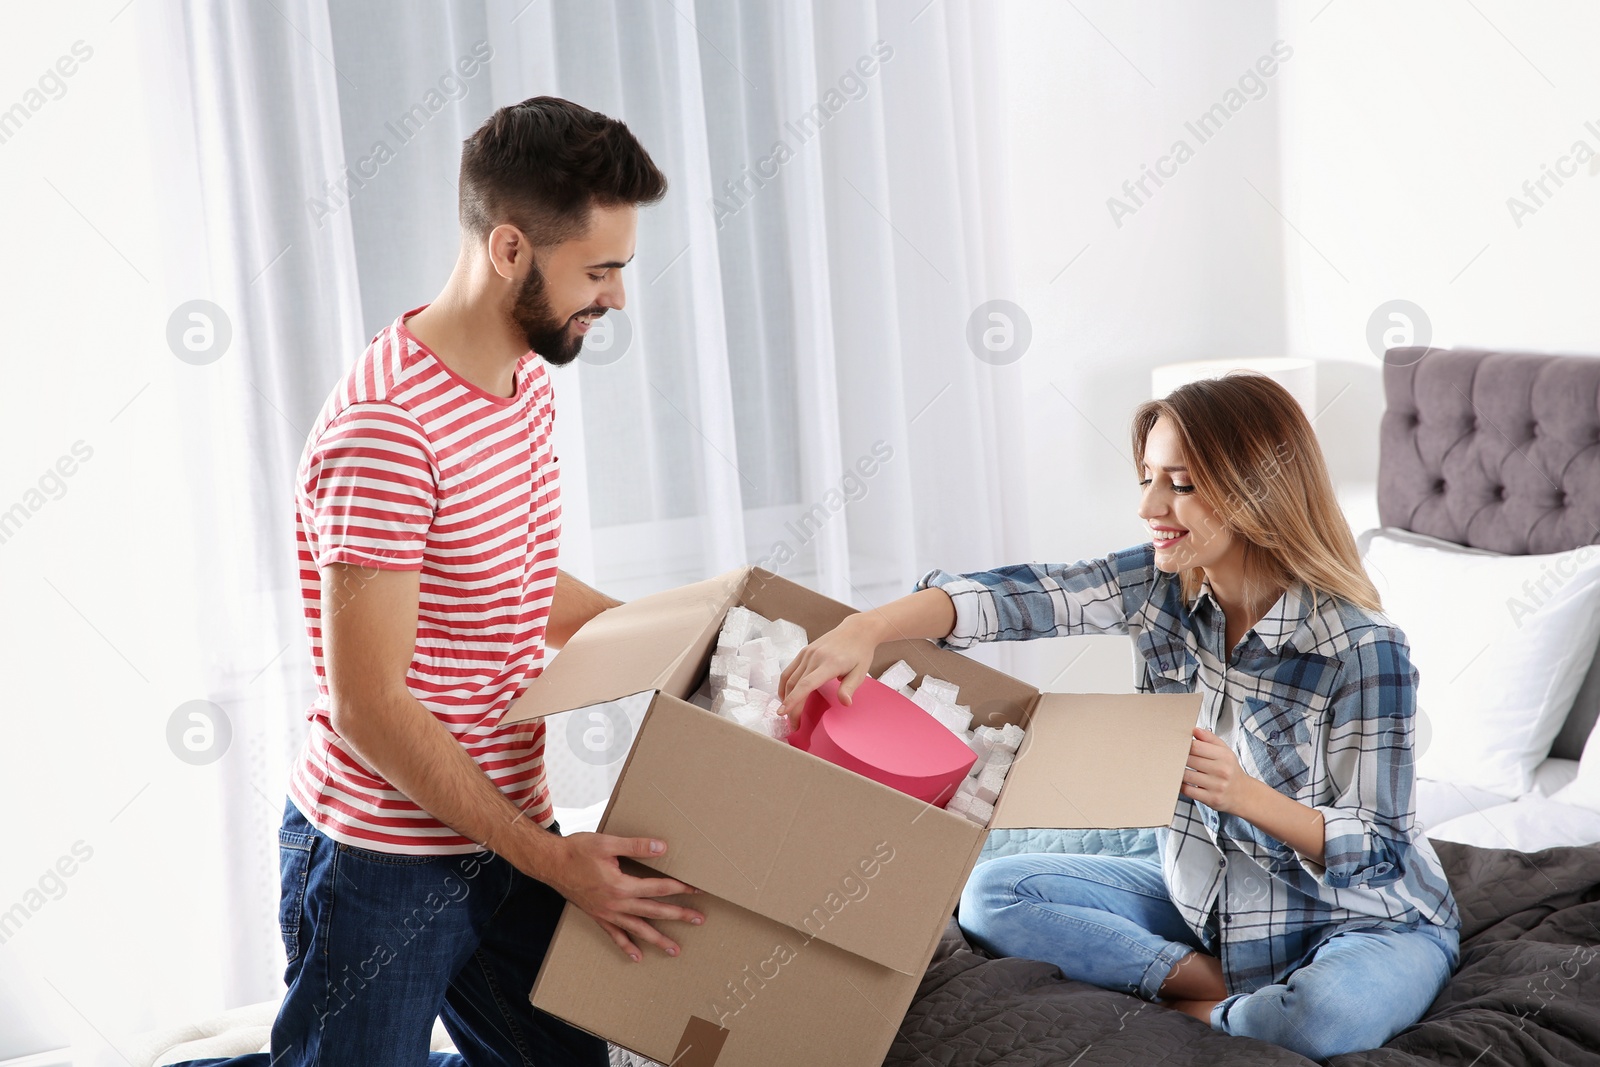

{"left": 918, "top": 543, "right": 1460, "bottom": 992}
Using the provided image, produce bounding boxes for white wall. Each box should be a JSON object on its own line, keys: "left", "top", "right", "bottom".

{"left": 998, "top": 1, "right": 1600, "bottom": 697}
{"left": 999, "top": 1, "right": 1291, "bottom": 693}
{"left": 1274, "top": 0, "right": 1600, "bottom": 533}
{"left": 1275, "top": 0, "right": 1600, "bottom": 356}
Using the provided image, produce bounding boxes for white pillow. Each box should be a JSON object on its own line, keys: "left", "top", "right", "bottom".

{"left": 1414, "top": 777, "right": 1512, "bottom": 830}
{"left": 1552, "top": 730, "right": 1600, "bottom": 812}
{"left": 1360, "top": 528, "right": 1600, "bottom": 798}
{"left": 1533, "top": 758, "right": 1582, "bottom": 798}
{"left": 1425, "top": 796, "right": 1600, "bottom": 851}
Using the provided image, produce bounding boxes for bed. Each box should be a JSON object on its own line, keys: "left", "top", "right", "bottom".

{"left": 885, "top": 347, "right": 1600, "bottom": 1067}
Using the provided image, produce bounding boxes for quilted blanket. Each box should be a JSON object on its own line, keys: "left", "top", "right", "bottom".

{"left": 886, "top": 840, "right": 1600, "bottom": 1066}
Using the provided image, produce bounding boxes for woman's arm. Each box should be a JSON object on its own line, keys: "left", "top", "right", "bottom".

{"left": 844, "top": 586, "right": 958, "bottom": 645}
{"left": 777, "top": 588, "right": 955, "bottom": 719}
{"left": 1297, "top": 632, "right": 1420, "bottom": 888}
{"left": 1183, "top": 726, "right": 1326, "bottom": 863}
{"left": 778, "top": 548, "right": 1149, "bottom": 719}
{"left": 916, "top": 553, "right": 1138, "bottom": 651}
{"left": 1185, "top": 632, "right": 1422, "bottom": 885}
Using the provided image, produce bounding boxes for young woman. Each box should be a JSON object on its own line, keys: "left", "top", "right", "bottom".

{"left": 777, "top": 374, "right": 1459, "bottom": 1060}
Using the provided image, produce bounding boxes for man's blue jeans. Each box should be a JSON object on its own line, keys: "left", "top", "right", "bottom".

{"left": 960, "top": 853, "right": 1458, "bottom": 1061}
{"left": 172, "top": 798, "right": 607, "bottom": 1066}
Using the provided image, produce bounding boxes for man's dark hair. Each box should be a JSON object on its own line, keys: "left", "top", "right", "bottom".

{"left": 459, "top": 96, "right": 667, "bottom": 245}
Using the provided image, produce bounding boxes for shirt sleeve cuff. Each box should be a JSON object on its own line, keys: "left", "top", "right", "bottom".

{"left": 315, "top": 546, "right": 425, "bottom": 571}
{"left": 914, "top": 568, "right": 986, "bottom": 650}
{"left": 1305, "top": 806, "right": 1400, "bottom": 889}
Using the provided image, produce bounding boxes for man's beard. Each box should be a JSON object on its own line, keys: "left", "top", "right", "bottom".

{"left": 510, "top": 265, "right": 602, "bottom": 367}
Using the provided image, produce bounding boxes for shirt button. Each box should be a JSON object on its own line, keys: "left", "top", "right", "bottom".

{"left": 1218, "top": 858, "right": 1227, "bottom": 869}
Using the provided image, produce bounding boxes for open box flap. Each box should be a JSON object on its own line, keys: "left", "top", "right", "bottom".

{"left": 600, "top": 695, "right": 980, "bottom": 977}
{"left": 992, "top": 692, "right": 1201, "bottom": 829}
{"left": 502, "top": 568, "right": 750, "bottom": 725}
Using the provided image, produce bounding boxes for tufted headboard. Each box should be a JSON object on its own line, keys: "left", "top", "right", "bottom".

{"left": 1378, "top": 348, "right": 1600, "bottom": 552}
{"left": 1378, "top": 346, "right": 1600, "bottom": 761}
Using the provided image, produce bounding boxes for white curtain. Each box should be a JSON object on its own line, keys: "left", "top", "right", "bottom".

{"left": 136, "top": 0, "right": 1028, "bottom": 1010}
{"left": 134, "top": 0, "right": 370, "bottom": 1016}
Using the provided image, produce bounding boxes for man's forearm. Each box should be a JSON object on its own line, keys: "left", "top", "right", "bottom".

{"left": 546, "top": 568, "right": 623, "bottom": 650}
{"left": 330, "top": 693, "right": 563, "bottom": 879}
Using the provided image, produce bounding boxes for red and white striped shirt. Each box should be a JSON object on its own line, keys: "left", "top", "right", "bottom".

{"left": 290, "top": 306, "right": 561, "bottom": 854}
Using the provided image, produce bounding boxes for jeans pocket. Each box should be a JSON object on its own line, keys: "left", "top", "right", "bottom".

{"left": 334, "top": 840, "right": 444, "bottom": 866}
{"left": 278, "top": 827, "right": 315, "bottom": 965}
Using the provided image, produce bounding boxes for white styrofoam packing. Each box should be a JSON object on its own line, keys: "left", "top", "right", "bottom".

{"left": 876, "top": 659, "right": 917, "bottom": 692}
{"left": 704, "top": 611, "right": 1031, "bottom": 802}
{"left": 702, "top": 607, "right": 817, "bottom": 742}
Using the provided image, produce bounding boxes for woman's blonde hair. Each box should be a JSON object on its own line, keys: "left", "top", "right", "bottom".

{"left": 1131, "top": 373, "right": 1381, "bottom": 613}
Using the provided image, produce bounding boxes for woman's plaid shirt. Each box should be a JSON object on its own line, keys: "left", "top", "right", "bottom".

{"left": 918, "top": 543, "right": 1460, "bottom": 992}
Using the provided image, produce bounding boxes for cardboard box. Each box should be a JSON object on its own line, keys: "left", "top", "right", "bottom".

{"left": 503, "top": 566, "right": 1199, "bottom": 1067}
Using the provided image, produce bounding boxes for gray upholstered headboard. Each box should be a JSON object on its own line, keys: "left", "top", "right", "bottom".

{"left": 1378, "top": 347, "right": 1600, "bottom": 761}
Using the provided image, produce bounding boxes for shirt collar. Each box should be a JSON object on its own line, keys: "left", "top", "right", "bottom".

{"left": 1190, "top": 577, "right": 1313, "bottom": 655}
{"left": 1254, "top": 585, "right": 1313, "bottom": 654}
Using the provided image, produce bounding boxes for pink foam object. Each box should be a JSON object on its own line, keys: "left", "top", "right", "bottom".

{"left": 788, "top": 677, "right": 977, "bottom": 805}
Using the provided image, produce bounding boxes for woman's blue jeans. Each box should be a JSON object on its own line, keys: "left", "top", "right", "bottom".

{"left": 960, "top": 853, "right": 1457, "bottom": 1061}
{"left": 170, "top": 798, "right": 607, "bottom": 1066}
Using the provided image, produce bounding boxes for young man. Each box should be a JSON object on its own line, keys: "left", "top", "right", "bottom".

{"left": 175, "top": 97, "right": 701, "bottom": 1067}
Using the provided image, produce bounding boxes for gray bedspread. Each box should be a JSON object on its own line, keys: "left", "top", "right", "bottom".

{"left": 887, "top": 840, "right": 1600, "bottom": 1066}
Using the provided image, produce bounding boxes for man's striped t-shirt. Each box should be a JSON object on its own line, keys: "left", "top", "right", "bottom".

{"left": 289, "top": 305, "right": 561, "bottom": 854}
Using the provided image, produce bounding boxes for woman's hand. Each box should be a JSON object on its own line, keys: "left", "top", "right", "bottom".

{"left": 777, "top": 613, "right": 883, "bottom": 723}
{"left": 1180, "top": 726, "right": 1262, "bottom": 815}
{"left": 1184, "top": 726, "right": 1328, "bottom": 863}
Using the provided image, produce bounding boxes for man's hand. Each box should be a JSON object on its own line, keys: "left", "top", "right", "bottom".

{"left": 542, "top": 832, "right": 705, "bottom": 962}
